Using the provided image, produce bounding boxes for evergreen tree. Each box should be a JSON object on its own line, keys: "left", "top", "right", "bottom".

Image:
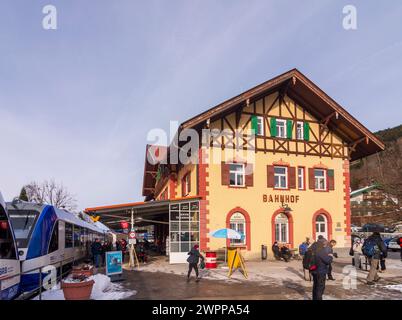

{"left": 19, "top": 187, "right": 29, "bottom": 201}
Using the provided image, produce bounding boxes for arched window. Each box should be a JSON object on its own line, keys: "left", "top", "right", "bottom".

{"left": 275, "top": 213, "right": 289, "bottom": 243}
{"left": 229, "top": 212, "right": 246, "bottom": 245}
{"left": 315, "top": 214, "right": 327, "bottom": 239}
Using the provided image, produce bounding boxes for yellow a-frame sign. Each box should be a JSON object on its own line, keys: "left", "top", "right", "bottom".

{"left": 227, "top": 248, "right": 248, "bottom": 279}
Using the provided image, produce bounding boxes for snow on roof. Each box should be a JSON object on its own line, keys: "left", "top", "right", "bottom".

{"left": 350, "top": 184, "right": 380, "bottom": 197}
{"left": 55, "top": 208, "right": 106, "bottom": 233}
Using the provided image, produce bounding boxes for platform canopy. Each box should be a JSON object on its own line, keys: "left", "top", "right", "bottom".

{"left": 84, "top": 196, "right": 200, "bottom": 230}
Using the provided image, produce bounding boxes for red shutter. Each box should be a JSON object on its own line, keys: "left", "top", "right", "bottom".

{"left": 328, "top": 169, "right": 335, "bottom": 191}
{"left": 267, "top": 165, "right": 275, "bottom": 188}
{"left": 181, "top": 176, "right": 185, "bottom": 197}
{"left": 288, "top": 166, "right": 296, "bottom": 189}
{"left": 221, "top": 162, "right": 230, "bottom": 185}
{"left": 245, "top": 164, "right": 254, "bottom": 187}
{"left": 308, "top": 168, "right": 315, "bottom": 190}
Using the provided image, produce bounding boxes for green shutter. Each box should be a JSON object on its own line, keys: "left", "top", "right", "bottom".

{"left": 251, "top": 115, "right": 258, "bottom": 135}
{"left": 328, "top": 169, "right": 334, "bottom": 177}
{"left": 270, "top": 117, "right": 277, "bottom": 137}
{"left": 303, "top": 122, "right": 310, "bottom": 141}
{"left": 286, "top": 120, "right": 293, "bottom": 139}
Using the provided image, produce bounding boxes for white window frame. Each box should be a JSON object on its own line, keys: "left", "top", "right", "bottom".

{"left": 275, "top": 213, "right": 289, "bottom": 243}
{"left": 229, "top": 212, "right": 246, "bottom": 246}
{"left": 256, "top": 116, "right": 264, "bottom": 136}
{"left": 314, "top": 169, "right": 327, "bottom": 191}
{"left": 276, "top": 119, "right": 287, "bottom": 138}
{"left": 229, "top": 163, "right": 245, "bottom": 187}
{"left": 296, "top": 121, "right": 304, "bottom": 140}
{"left": 274, "top": 166, "right": 288, "bottom": 189}
{"left": 298, "top": 167, "right": 304, "bottom": 190}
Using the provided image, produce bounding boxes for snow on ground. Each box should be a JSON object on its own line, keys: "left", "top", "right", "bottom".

{"left": 384, "top": 284, "right": 402, "bottom": 293}
{"left": 33, "top": 274, "right": 137, "bottom": 300}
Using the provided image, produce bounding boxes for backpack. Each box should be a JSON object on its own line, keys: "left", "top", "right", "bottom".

{"left": 302, "top": 246, "right": 317, "bottom": 271}
{"left": 362, "top": 237, "right": 378, "bottom": 258}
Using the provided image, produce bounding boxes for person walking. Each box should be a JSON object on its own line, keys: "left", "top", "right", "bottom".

{"left": 91, "top": 238, "right": 103, "bottom": 268}
{"left": 186, "top": 244, "right": 204, "bottom": 282}
{"left": 311, "top": 239, "right": 333, "bottom": 300}
{"left": 362, "top": 231, "right": 387, "bottom": 285}
{"left": 352, "top": 238, "right": 363, "bottom": 269}
{"left": 327, "top": 240, "right": 337, "bottom": 281}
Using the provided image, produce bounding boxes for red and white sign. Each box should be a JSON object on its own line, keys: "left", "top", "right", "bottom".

{"left": 128, "top": 231, "right": 136, "bottom": 239}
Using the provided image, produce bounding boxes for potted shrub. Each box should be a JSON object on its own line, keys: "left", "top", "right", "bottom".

{"left": 61, "top": 274, "right": 95, "bottom": 300}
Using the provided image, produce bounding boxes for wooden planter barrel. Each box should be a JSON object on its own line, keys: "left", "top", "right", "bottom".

{"left": 61, "top": 280, "right": 95, "bottom": 300}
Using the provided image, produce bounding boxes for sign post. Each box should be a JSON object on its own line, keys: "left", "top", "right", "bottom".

{"left": 128, "top": 209, "right": 140, "bottom": 269}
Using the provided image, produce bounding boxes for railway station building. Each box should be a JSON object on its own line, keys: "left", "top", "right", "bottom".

{"left": 85, "top": 69, "right": 384, "bottom": 263}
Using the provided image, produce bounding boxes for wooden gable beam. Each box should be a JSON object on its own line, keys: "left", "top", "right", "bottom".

{"left": 321, "top": 112, "right": 337, "bottom": 127}
{"left": 348, "top": 136, "right": 367, "bottom": 153}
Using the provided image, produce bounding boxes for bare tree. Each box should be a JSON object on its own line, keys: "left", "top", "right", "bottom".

{"left": 23, "top": 179, "right": 77, "bottom": 212}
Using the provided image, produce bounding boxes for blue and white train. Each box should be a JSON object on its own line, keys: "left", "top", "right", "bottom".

{"left": 0, "top": 192, "right": 20, "bottom": 300}
{"left": 0, "top": 195, "right": 112, "bottom": 299}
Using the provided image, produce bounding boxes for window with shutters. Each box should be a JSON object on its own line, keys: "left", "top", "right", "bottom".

{"left": 274, "top": 166, "right": 288, "bottom": 189}
{"left": 296, "top": 122, "right": 304, "bottom": 140}
{"left": 298, "top": 167, "right": 305, "bottom": 190}
{"left": 314, "top": 169, "right": 327, "bottom": 190}
{"left": 229, "top": 164, "right": 245, "bottom": 187}
{"left": 229, "top": 212, "right": 246, "bottom": 246}
{"left": 256, "top": 116, "right": 264, "bottom": 136}
{"left": 276, "top": 119, "right": 287, "bottom": 138}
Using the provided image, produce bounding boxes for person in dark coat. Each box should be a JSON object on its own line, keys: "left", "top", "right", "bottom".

{"left": 365, "top": 232, "right": 387, "bottom": 285}
{"left": 187, "top": 244, "right": 204, "bottom": 282}
{"left": 272, "top": 242, "right": 281, "bottom": 260}
{"left": 280, "top": 245, "right": 291, "bottom": 262}
{"left": 311, "top": 239, "right": 333, "bottom": 300}
{"left": 91, "top": 238, "right": 103, "bottom": 268}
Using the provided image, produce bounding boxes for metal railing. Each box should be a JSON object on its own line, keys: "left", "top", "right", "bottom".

{"left": 0, "top": 255, "right": 89, "bottom": 301}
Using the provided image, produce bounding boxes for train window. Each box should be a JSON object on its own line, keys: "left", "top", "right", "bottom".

{"left": 0, "top": 206, "right": 17, "bottom": 259}
{"left": 65, "top": 223, "right": 73, "bottom": 248}
{"left": 73, "top": 226, "right": 81, "bottom": 247}
{"left": 8, "top": 209, "right": 39, "bottom": 248}
{"left": 48, "top": 221, "right": 59, "bottom": 253}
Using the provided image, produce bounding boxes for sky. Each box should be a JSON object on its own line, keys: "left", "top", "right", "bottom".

{"left": 0, "top": 0, "right": 401, "bottom": 210}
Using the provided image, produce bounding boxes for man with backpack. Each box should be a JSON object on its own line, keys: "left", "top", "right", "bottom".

{"left": 309, "top": 238, "right": 333, "bottom": 300}
{"left": 302, "top": 235, "right": 325, "bottom": 282}
{"left": 362, "top": 231, "right": 387, "bottom": 285}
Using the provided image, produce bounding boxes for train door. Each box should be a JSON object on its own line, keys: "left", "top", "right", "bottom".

{"left": 0, "top": 192, "right": 20, "bottom": 300}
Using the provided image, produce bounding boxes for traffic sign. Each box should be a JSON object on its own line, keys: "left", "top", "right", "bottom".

{"left": 128, "top": 231, "right": 136, "bottom": 239}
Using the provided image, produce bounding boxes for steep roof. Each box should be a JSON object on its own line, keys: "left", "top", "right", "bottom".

{"left": 180, "top": 68, "right": 384, "bottom": 160}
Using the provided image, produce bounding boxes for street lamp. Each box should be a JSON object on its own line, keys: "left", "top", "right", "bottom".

{"left": 280, "top": 202, "right": 292, "bottom": 213}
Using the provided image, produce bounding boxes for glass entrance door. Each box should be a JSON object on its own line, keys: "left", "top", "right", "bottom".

{"left": 169, "top": 201, "right": 199, "bottom": 263}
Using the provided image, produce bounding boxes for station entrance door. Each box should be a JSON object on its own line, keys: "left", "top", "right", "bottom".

{"left": 169, "top": 200, "right": 200, "bottom": 264}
